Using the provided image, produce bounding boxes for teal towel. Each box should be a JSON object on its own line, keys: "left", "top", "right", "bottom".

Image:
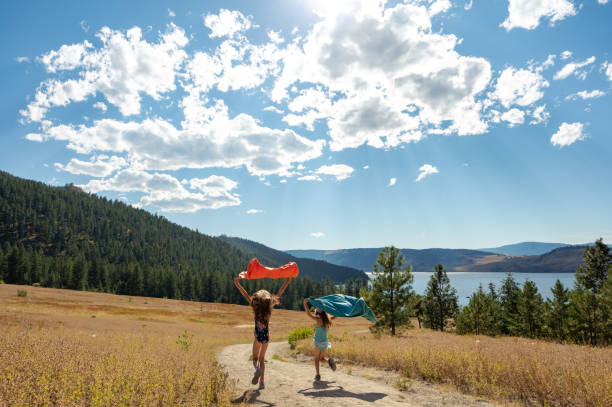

{"left": 308, "top": 294, "right": 376, "bottom": 322}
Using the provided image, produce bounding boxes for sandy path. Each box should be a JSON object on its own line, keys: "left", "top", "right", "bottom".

{"left": 218, "top": 342, "right": 495, "bottom": 406}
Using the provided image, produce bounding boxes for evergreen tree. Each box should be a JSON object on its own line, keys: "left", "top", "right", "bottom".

{"left": 365, "top": 246, "right": 414, "bottom": 335}
{"left": 515, "top": 280, "right": 544, "bottom": 338}
{"left": 499, "top": 273, "right": 520, "bottom": 335}
{"left": 544, "top": 279, "right": 570, "bottom": 341}
{"left": 575, "top": 238, "right": 611, "bottom": 293}
{"left": 423, "top": 264, "right": 458, "bottom": 331}
{"left": 569, "top": 239, "right": 612, "bottom": 346}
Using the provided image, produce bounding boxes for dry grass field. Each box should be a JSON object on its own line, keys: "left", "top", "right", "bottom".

{"left": 297, "top": 330, "right": 612, "bottom": 407}
{"left": 0, "top": 283, "right": 370, "bottom": 406}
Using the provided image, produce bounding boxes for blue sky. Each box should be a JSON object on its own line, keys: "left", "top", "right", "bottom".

{"left": 1, "top": 0, "right": 611, "bottom": 250}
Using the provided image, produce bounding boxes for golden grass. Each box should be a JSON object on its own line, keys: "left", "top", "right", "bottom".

{"left": 297, "top": 330, "right": 612, "bottom": 407}
{"left": 0, "top": 284, "right": 370, "bottom": 405}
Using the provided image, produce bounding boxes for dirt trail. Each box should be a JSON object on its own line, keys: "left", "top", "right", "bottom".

{"left": 218, "top": 342, "right": 495, "bottom": 406}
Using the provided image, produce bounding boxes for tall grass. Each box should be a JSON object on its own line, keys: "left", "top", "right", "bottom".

{"left": 0, "top": 325, "right": 232, "bottom": 406}
{"left": 297, "top": 330, "right": 612, "bottom": 406}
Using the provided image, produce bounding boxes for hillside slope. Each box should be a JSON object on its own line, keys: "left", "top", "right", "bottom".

{"left": 0, "top": 171, "right": 340, "bottom": 308}
{"left": 288, "top": 245, "right": 587, "bottom": 274}
{"left": 286, "top": 248, "right": 508, "bottom": 273}
{"left": 467, "top": 245, "right": 587, "bottom": 273}
{"left": 218, "top": 236, "right": 368, "bottom": 282}
{"left": 478, "top": 242, "right": 570, "bottom": 256}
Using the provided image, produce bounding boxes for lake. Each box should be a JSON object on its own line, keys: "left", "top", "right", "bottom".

{"left": 368, "top": 272, "right": 576, "bottom": 306}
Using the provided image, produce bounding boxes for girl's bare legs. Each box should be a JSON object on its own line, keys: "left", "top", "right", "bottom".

{"left": 258, "top": 342, "right": 269, "bottom": 383}
{"left": 314, "top": 349, "right": 329, "bottom": 376}
{"left": 252, "top": 340, "right": 261, "bottom": 369}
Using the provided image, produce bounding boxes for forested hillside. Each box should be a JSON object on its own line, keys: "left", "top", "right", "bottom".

{"left": 218, "top": 236, "right": 368, "bottom": 282}
{"left": 0, "top": 171, "right": 341, "bottom": 309}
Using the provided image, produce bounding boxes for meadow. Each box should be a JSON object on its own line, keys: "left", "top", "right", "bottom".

{"left": 296, "top": 330, "right": 612, "bottom": 407}
{"left": 0, "top": 284, "right": 369, "bottom": 406}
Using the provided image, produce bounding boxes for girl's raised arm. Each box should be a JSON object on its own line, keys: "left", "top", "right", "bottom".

{"left": 303, "top": 298, "right": 318, "bottom": 321}
{"left": 276, "top": 277, "right": 291, "bottom": 299}
{"left": 234, "top": 277, "right": 252, "bottom": 304}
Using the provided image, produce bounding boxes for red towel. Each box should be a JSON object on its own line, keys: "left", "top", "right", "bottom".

{"left": 238, "top": 258, "right": 299, "bottom": 279}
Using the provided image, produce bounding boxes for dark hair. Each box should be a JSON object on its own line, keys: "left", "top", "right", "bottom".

{"left": 315, "top": 308, "right": 332, "bottom": 328}
{"left": 251, "top": 289, "right": 279, "bottom": 321}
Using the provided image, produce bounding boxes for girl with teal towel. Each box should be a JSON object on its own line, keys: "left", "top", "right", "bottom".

{"left": 303, "top": 298, "right": 337, "bottom": 381}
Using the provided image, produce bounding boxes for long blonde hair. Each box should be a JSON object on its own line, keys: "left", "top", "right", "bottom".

{"left": 251, "top": 290, "right": 279, "bottom": 321}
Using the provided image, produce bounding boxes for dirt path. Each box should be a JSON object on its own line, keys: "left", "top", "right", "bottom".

{"left": 218, "top": 342, "right": 495, "bottom": 406}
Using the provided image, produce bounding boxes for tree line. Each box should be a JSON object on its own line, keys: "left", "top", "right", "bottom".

{"left": 0, "top": 170, "right": 367, "bottom": 310}
{"left": 361, "top": 240, "right": 611, "bottom": 346}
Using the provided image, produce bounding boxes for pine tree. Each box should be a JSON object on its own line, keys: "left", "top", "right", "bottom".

{"left": 515, "top": 280, "right": 544, "bottom": 338}
{"left": 575, "top": 239, "right": 611, "bottom": 293}
{"left": 544, "top": 279, "right": 570, "bottom": 341}
{"left": 423, "top": 264, "right": 458, "bottom": 331}
{"left": 499, "top": 273, "right": 520, "bottom": 335}
{"left": 366, "top": 246, "right": 414, "bottom": 335}
{"left": 569, "top": 239, "right": 612, "bottom": 346}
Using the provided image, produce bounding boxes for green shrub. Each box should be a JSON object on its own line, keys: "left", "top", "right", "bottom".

{"left": 33, "top": 283, "right": 40, "bottom": 287}
{"left": 17, "top": 290, "right": 27, "bottom": 297}
{"left": 287, "top": 327, "right": 314, "bottom": 349}
{"left": 0, "top": 280, "right": 5, "bottom": 284}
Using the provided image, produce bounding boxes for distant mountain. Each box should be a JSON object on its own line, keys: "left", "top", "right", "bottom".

{"left": 478, "top": 242, "right": 570, "bottom": 256}
{"left": 287, "top": 245, "right": 589, "bottom": 274}
{"left": 218, "top": 236, "right": 368, "bottom": 282}
{"left": 286, "top": 248, "right": 509, "bottom": 273}
{"left": 467, "top": 246, "right": 586, "bottom": 274}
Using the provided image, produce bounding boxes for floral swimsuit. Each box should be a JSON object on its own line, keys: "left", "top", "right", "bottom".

{"left": 254, "top": 318, "right": 270, "bottom": 343}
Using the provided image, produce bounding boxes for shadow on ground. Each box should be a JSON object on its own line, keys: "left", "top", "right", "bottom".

{"left": 231, "top": 389, "right": 275, "bottom": 406}
{"left": 298, "top": 380, "right": 388, "bottom": 402}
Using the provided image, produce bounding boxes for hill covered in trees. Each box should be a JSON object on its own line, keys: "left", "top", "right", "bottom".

{"left": 218, "top": 236, "right": 368, "bottom": 282}
{"left": 0, "top": 171, "right": 344, "bottom": 309}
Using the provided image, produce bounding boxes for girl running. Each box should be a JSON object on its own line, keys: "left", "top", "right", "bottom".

{"left": 234, "top": 277, "right": 291, "bottom": 389}
{"left": 303, "top": 298, "right": 336, "bottom": 381}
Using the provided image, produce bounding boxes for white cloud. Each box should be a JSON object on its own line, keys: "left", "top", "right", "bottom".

{"left": 297, "top": 175, "right": 322, "bottom": 182}
{"left": 311, "top": 232, "right": 325, "bottom": 238}
{"left": 529, "top": 105, "right": 550, "bottom": 125}
{"left": 272, "top": 1, "right": 492, "bottom": 150}
{"left": 492, "top": 67, "right": 549, "bottom": 108}
{"left": 560, "top": 50, "right": 572, "bottom": 60}
{"left": 501, "top": 108, "right": 525, "bottom": 127}
{"left": 551, "top": 122, "right": 585, "bottom": 147}
{"left": 263, "top": 105, "right": 284, "bottom": 114}
{"left": 27, "top": 108, "right": 325, "bottom": 177}
{"left": 554, "top": 56, "right": 596, "bottom": 80}
{"left": 429, "top": 0, "right": 452, "bottom": 16}
{"left": 464, "top": 0, "right": 473, "bottom": 10}
{"left": 267, "top": 30, "right": 284, "bottom": 44}
{"left": 388, "top": 177, "right": 397, "bottom": 187}
{"left": 363, "top": 165, "right": 369, "bottom": 170}
{"left": 55, "top": 155, "right": 126, "bottom": 177}
{"left": 315, "top": 164, "right": 354, "bottom": 181}
{"left": 602, "top": 61, "right": 612, "bottom": 81}
{"left": 566, "top": 89, "right": 606, "bottom": 100}
{"left": 22, "top": 24, "right": 188, "bottom": 122}
{"left": 93, "top": 101, "right": 107, "bottom": 112}
{"left": 279, "top": 179, "right": 287, "bottom": 183}
{"left": 80, "top": 20, "right": 89, "bottom": 33}
{"left": 16, "top": 56, "right": 30, "bottom": 63}
{"left": 246, "top": 209, "right": 263, "bottom": 214}
{"left": 501, "top": 0, "right": 577, "bottom": 31}
{"left": 168, "top": 9, "right": 176, "bottom": 18}
{"left": 416, "top": 164, "right": 439, "bottom": 182}
{"left": 81, "top": 169, "right": 240, "bottom": 212}
{"left": 598, "top": 0, "right": 609, "bottom": 4}
{"left": 204, "top": 9, "right": 252, "bottom": 38}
